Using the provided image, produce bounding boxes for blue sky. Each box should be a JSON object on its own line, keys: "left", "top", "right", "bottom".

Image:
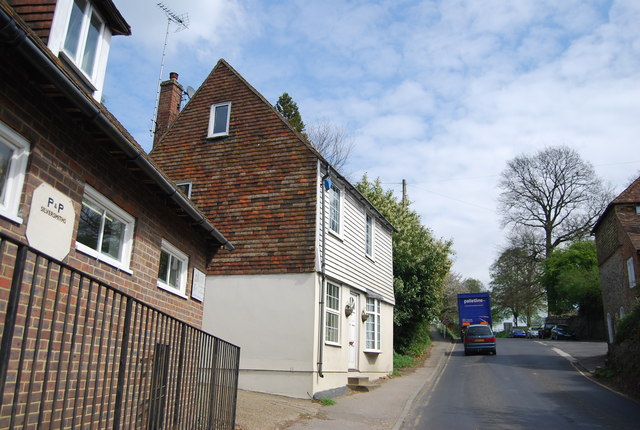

{"left": 104, "top": 0, "right": 640, "bottom": 287}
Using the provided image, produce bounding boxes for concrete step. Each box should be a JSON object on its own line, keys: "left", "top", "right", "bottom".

{"left": 347, "top": 376, "right": 380, "bottom": 392}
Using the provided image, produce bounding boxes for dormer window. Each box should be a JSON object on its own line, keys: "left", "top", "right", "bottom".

{"left": 208, "top": 102, "right": 231, "bottom": 137}
{"left": 47, "top": 0, "right": 131, "bottom": 101}
{"left": 63, "top": 0, "right": 104, "bottom": 78}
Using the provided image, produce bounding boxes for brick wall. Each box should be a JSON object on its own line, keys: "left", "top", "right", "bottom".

{"left": 151, "top": 60, "right": 319, "bottom": 275}
{"left": 0, "top": 47, "right": 209, "bottom": 327}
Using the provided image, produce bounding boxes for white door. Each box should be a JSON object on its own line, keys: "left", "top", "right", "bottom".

{"left": 347, "top": 293, "right": 359, "bottom": 370}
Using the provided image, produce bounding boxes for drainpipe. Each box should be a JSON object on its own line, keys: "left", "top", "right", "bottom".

{"left": 317, "top": 165, "right": 332, "bottom": 378}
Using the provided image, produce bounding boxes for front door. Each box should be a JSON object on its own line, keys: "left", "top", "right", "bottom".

{"left": 347, "top": 292, "right": 359, "bottom": 370}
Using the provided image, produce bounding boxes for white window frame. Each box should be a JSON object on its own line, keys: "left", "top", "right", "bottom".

{"left": 365, "top": 297, "right": 381, "bottom": 352}
{"left": 157, "top": 239, "right": 189, "bottom": 298}
{"left": 365, "top": 212, "right": 375, "bottom": 258}
{"left": 329, "top": 183, "right": 342, "bottom": 235}
{"left": 325, "top": 282, "right": 341, "bottom": 345}
{"left": 176, "top": 181, "right": 192, "bottom": 198}
{"left": 0, "top": 122, "right": 30, "bottom": 224}
{"left": 207, "top": 102, "right": 232, "bottom": 138}
{"left": 627, "top": 257, "right": 636, "bottom": 288}
{"left": 48, "top": 0, "right": 113, "bottom": 100}
{"left": 75, "top": 185, "right": 135, "bottom": 273}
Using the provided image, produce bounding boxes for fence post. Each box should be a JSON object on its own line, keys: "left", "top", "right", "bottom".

{"left": 0, "top": 244, "right": 28, "bottom": 412}
{"left": 113, "top": 297, "right": 133, "bottom": 430}
{"left": 173, "top": 324, "right": 186, "bottom": 426}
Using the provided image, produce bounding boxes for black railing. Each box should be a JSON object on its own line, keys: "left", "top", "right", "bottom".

{"left": 0, "top": 233, "right": 239, "bottom": 429}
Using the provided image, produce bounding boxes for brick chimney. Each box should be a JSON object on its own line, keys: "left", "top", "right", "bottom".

{"left": 153, "top": 72, "right": 183, "bottom": 148}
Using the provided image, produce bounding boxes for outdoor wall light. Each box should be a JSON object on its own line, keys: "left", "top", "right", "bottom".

{"left": 361, "top": 310, "right": 369, "bottom": 322}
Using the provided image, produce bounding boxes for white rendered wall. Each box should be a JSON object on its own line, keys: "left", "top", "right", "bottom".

{"left": 202, "top": 272, "right": 318, "bottom": 398}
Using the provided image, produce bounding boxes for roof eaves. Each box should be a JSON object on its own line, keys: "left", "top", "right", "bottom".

{"left": 0, "top": 5, "right": 232, "bottom": 250}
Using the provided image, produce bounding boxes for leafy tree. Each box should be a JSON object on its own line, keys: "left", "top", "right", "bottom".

{"left": 498, "top": 145, "right": 613, "bottom": 259}
{"left": 357, "top": 175, "right": 453, "bottom": 353}
{"left": 490, "top": 247, "right": 545, "bottom": 327}
{"left": 275, "top": 92, "right": 305, "bottom": 134}
{"left": 541, "top": 240, "right": 602, "bottom": 324}
{"left": 306, "top": 121, "right": 354, "bottom": 172}
{"left": 463, "top": 278, "right": 484, "bottom": 293}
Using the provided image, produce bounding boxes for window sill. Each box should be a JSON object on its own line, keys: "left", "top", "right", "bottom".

{"left": 365, "top": 253, "right": 375, "bottom": 263}
{"left": 157, "top": 282, "right": 189, "bottom": 299}
{"left": 75, "top": 243, "right": 132, "bottom": 275}
{"left": 58, "top": 50, "right": 97, "bottom": 94}
{"left": 0, "top": 210, "right": 23, "bottom": 225}
{"left": 206, "top": 132, "right": 229, "bottom": 139}
{"left": 325, "top": 341, "right": 341, "bottom": 348}
{"left": 328, "top": 229, "right": 344, "bottom": 241}
{"left": 363, "top": 349, "right": 381, "bottom": 354}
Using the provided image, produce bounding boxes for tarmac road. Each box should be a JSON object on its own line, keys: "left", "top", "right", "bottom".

{"left": 403, "top": 338, "right": 640, "bottom": 430}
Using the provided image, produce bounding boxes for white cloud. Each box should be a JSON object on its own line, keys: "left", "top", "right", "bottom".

{"left": 104, "top": 0, "right": 640, "bottom": 286}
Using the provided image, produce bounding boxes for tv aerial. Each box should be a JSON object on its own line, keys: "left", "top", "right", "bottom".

{"left": 151, "top": 2, "right": 189, "bottom": 138}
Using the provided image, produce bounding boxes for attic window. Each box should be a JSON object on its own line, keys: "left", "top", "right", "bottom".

{"left": 208, "top": 102, "right": 231, "bottom": 138}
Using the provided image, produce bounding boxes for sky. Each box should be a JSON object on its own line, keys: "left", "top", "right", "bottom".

{"left": 104, "top": 0, "right": 640, "bottom": 287}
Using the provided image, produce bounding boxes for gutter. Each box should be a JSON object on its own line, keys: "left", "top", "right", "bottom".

{"left": 0, "top": 8, "right": 233, "bottom": 251}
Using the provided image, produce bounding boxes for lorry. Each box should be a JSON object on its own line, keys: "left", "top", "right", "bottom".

{"left": 457, "top": 292, "right": 492, "bottom": 337}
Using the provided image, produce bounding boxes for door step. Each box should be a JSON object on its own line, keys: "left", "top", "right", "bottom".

{"left": 347, "top": 376, "right": 380, "bottom": 392}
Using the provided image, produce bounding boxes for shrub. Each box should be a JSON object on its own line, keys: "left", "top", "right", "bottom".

{"left": 616, "top": 306, "right": 640, "bottom": 343}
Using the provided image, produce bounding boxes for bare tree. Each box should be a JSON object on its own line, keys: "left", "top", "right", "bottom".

{"left": 306, "top": 121, "right": 354, "bottom": 172}
{"left": 498, "top": 145, "right": 613, "bottom": 258}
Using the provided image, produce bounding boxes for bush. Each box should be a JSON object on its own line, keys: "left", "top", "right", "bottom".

{"left": 396, "top": 319, "right": 432, "bottom": 356}
{"left": 616, "top": 306, "right": 640, "bottom": 343}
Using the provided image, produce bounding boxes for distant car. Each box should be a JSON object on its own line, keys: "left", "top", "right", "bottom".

{"left": 539, "top": 323, "right": 556, "bottom": 339}
{"left": 464, "top": 324, "right": 497, "bottom": 355}
{"left": 511, "top": 328, "right": 527, "bottom": 338}
{"left": 527, "top": 327, "right": 541, "bottom": 338}
{"left": 550, "top": 324, "right": 576, "bottom": 340}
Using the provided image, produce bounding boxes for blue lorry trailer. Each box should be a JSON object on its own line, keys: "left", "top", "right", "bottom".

{"left": 457, "top": 292, "right": 492, "bottom": 336}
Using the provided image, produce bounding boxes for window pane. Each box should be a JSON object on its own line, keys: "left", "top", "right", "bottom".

{"left": 77, "top": 200, "right": 102, "bottom": 250}
{"left": 81, "top": 12, "right": 101, "bottom": 75}
{"left": 330, "top": 186, "right": 340, "bottom": 232}
{"left": 101, "top": 213, "right": 124, "bottom": 260}
{"left": 168, "top": 255, "right": 182, "bottom": 288}
{"left": 64, "top": 0, "right": 87, "bottom": 57}
{"left": 213, "top": 104, "right": 229, "bottom": 134}
{"left": 0, "top": 143, "right": 13, "bottom": 202}
{"left": 326, "top": 283, "right": 339, "bottom": 310}
{"left": 365, "top": 214, "right": 372, "bottom": 255}
{"left": 325, "top": 312, "right": 338, "bottom": 343}
{"left": 158, "top": 250, "right": 169, "bottom": 283}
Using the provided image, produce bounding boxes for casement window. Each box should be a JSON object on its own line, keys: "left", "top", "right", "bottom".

{"left": 157, "top": 240, "right": 189, "bottom": 297}
{"left": 207, "top": 102, "right": 231, "bottom": 137}
{"left": 365, "top": 298, "right": 381, "bottom": 351}
{"left": 76, "top": 185, "right": 135, "bottom": 272}
{"left": 48, "top": 0, "right": 113, "bottom": 99}
{"left": 329, "top": 184, "right": 342, "bottom": 234}
{"left": 325, "top": 282, "right": 340, "bottom": 344}
{"left": 0, "top": 122, "right": 29, "bottom": 224}
{"left": 176, "top": 181, "right": 192, "bottom": 198}
{"left": 365, "top": 212, "right": 374, "bottom": 257}
{"left": 627, "top": 257, "right": 636, "bottom": 288}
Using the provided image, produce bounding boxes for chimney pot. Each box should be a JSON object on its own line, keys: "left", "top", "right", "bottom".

{"left": 169, "top": 72, "right": 179, "bottom": 81}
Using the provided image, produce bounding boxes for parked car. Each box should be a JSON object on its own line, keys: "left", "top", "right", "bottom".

{"left": 511, "top": 328, "right": 527, "bottom": 338}
{"left": 464, "top": 324, "right": 497, "bottom": 355}
{"left": 527, "top": 327, "right": 541, "bottom": 338}
{"left": 539, "top": 323, "right": 556, "bottom": 339}
{"left": 550, "top": 324, "right": 576, "bottom": 340}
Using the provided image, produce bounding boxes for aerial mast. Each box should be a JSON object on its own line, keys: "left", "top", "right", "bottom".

{"left": 151, "top": 2, "right": 189, "bottom": 138}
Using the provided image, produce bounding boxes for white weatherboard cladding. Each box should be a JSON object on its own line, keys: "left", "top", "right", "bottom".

{"left": 321, "top": 185, "right": 394, "bottom": 304}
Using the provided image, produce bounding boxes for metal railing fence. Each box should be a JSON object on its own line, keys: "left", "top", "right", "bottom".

{"left": 0, "top": 232, "right": 239, "bottom": 429}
